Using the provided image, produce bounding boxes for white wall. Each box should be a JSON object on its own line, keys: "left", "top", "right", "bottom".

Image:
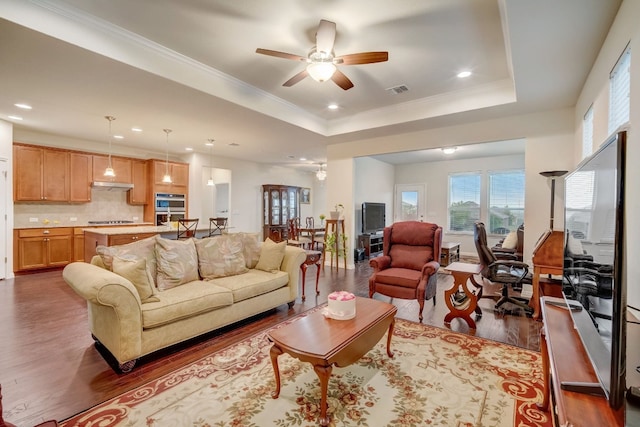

{"left": 0, "top": 120, "right": 14, "bottom": 279}
{"left": 354, "top": 157, "right": 395, "bottom": 234}
{"left": 573, "top": 0, "right": 640, "bottom": 311}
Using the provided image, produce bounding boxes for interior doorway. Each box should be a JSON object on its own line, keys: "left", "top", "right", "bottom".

{"left": 0, "top": 160, "right": 7, "bottom": 279}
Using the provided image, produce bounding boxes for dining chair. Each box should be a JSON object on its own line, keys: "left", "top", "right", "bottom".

{"left": 303, "top": 217, "right": 324, "bottom": 250}
{"left": 208, "top": 217, "right": 228, "bottom": 237}
{"left": 177, "top": 218, "right": 199, "bottom": 239}
{"left": 287, "top": 218, "right": 311, "bottom": 248}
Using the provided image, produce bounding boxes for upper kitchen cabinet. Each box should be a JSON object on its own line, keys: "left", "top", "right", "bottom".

{"left": 128, "top": 159, "right": 148, "bottom": 205}
{"left": 150, "top": 159, "right": 189, "bottom": 189}
{"left": 69, "top": 152, "right": 93, "bottom": 202}
{"left": 14, "top": 144, "right": 69, "bottom": 202}
{"left": 92, "top": 155, "right": 132, "bottom": 183}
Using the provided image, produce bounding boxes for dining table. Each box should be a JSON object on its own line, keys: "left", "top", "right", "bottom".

{"left": 298, "top": 226, "right": 326, "bottom": 250}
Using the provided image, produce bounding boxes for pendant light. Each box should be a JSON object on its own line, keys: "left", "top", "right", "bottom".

{"left": 206, "top": 139, "right": 215, "bottom": 186}
{"left": 316, "top": 163, "right": 327, "bottom": 181}
{"left": 104, "top": 116, "right": 116, "bottom": 177}
{"left": 162, "top": 129, "right": 172, "bottom": 184}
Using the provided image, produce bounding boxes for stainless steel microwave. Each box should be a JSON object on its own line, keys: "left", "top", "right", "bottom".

{"left": 155, "top": 193, "right": 186, "bottom": 212}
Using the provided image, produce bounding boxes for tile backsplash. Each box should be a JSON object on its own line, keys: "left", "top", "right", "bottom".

{"left": 14, "top": 190, "right": 145, "bottom": 228}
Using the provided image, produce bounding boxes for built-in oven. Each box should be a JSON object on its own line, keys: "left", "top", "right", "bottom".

{"left": 155, "top": 193, "right": 186, "bottom": 225}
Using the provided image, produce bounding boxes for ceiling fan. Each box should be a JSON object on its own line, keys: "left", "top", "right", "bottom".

{"left": 256, "top": 19, "right": 388, "bottom": 90}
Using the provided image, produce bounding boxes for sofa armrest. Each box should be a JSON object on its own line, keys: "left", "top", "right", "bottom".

{"left": 280, "top": 246, "right": 307, "bottom": 301}
{"left": 421, "top": 260, "right": 440, "bottom": 277}
{"left": 370, "top": 255, "right": 391, "bottom": 271}
{"left": 62, "top": 262, "right": 143, "bottom": 362}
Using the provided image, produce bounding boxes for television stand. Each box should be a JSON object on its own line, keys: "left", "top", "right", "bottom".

{"left": 358, "top": 233, "right": 383, "bottom": 258}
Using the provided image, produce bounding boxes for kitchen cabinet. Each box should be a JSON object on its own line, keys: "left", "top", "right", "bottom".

{"left": 14, "top": 228, "right": 73, "bottom": 271}
{"left": 73, "top": 228, "right": 85, "bottom": 262}
{"left": 151, "top": 159, "right": 189, "bottom": 188}
{"left": 92, "top": 155, "right": 132, "bottom": 183}
{"left": 13, "top": 145, "right": 69, "bottom": 202}
{"left": 128, "top": 159, "right": 148, "bottom": 205}
{"left": 262, "top": 184, "right": 300, "bottom": 242}
{"left": 69, "top": 152, "right": 93, "bottom": 202}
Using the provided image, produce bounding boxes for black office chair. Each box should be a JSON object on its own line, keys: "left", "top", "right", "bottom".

{"left": 474, "top": 221, "right": 533, "bottom": 316}
{"left": 562, "top": 259, "right": 613, "bottom": 324}
{"left": 208, "top": 217, "right": 228, "bottom": 237}
{"left": 177, "top": 218, "right": 199, "bottom": 239}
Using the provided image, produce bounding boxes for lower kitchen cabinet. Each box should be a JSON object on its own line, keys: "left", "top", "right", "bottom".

{"left": 14, "top": 228, "right": 73, "bottom": 271}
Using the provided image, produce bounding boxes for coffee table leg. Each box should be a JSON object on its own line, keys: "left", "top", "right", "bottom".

{"left": 270, "top": 344, "right": 283, "bottom": 399}
{"left": 386, "top": 318, "right": 395, "bottom": 358}
{"left": 313, "top": 364, "right": 332, "bottom": 427}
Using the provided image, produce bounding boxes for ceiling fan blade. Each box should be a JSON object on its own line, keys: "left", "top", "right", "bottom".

{"left": 283, "top": 69, "right": 309, "bottom": 87}
{"left": 316, "top": 19, "right": 336, "bottom": 54}
{"left": 256, "top": 48, "right": 306, "bottom": 62}
{"left": 335, "top": 51, "right": 389, "bottom": 65}
{"left": 331, "top": 69, "right": 354, "bottom": 90}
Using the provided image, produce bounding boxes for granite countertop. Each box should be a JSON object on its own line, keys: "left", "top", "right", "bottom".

{"left": 82, "top": 225, "right": 175, "bottom": 235}
{"left": 15, "top": 222, "right": 155, "bottom": 230}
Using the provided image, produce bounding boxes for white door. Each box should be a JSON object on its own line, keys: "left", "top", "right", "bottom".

{"left": 394, "top": 184, "right": 426, "bottom": 222}
{"left": 0, "top": 161, "right": 6, "bottom": 279}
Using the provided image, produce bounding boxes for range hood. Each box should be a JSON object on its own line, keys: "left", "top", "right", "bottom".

{"left": 91, "top": 181, "right": 134, "bottom": 191}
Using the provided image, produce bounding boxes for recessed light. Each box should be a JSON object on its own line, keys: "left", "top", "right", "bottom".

{"left": 14, "top": 103, "right": 32, "bottom": 110}
{"left": 328, "top": 103, "right": 339, "bottom": 110}
{"left": 8, "top": 115, "right": 23, "bottom": 121}
{"left": 113, "top": 135, "right": 124, "bottom": 139}
{"left": 457, "top": 71, "right": 472, "bottom": 78}
{"left": 131, "top": 127, "right": 143, "bottom": 132}
{"left": 442, "top": 147, "right": 458, "bottom": 154}
{"left": 299, "top": 157, "right": 307, "bottom": 161}
{"left": 185, "top": 147, "right": 193, "bottom": 151}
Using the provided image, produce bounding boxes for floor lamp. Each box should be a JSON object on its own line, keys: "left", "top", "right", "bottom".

{"left": 540, "top": 170, "right": 568, "bottom": 230}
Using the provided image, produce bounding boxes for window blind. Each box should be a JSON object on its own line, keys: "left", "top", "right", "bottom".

{"left": 608, "top": 46, "right": 630, "bottom": 134}
{"left": 582, "top": 105, "right": 594, "bottom": 159}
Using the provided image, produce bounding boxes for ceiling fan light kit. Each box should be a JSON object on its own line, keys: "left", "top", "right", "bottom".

{"left": 256, "top": 19, "right": 388, "bottom": 90}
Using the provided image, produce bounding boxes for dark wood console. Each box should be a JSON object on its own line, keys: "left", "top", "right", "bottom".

{"left": 540, "top": 296, "right": 624, "bottom": 426}
{"left": 358, "top": 233, "right": 383, "bottom": 258}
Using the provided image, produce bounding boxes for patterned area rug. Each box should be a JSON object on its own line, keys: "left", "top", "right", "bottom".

{"left": 60, "top": 309, "right": 551, "bottom": 427}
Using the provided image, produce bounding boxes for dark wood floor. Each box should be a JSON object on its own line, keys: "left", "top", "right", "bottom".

{"left": 0, "top": 261, "right": 542, "bottom": 427}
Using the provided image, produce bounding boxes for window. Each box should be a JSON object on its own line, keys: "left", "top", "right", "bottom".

{"left": 582, "top": 105, "right": 594, "bottom": 159}
{"left": 448, "top": 173, "right": 480, "bottom": 232}
{"left": 488, "top": 170, "right": 525, "bottom": 234}
{"left": 608, "top": 46, "right": 630, "bottom": 134}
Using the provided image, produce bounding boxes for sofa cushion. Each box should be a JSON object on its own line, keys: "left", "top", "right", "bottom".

{"left": 208, "top": 269, "right": 289, "bottom": 302}
{"left": 155, "top": 238, "right": 199, "bottom": 291}
{"left": 195, "top": 234, "right": 248, "bottom": 279}
{"left": 255, "top": 238, "right": 286, "bottom": 273}
{"left": 238, "top": 232, "right": 262, "bottom": 268}
{"left": 141, "top": 281, "right": 233, "bottom": 329}
{"left": 501, "top": 231, "right": 518, "bottom": 249}
{"left": 112, "top": 256, "right": 160, "bottom": 303}
{"left": 373, "top": 267, "right": 421, "bottom": 289}
{"left": 96, "top": 235, "right": 158, "bottom": 286}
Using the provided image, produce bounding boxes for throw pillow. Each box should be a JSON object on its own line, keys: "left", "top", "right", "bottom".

{"left": 255, "top": 238, "right": 286, "bottom": 273}
{"left": 195, "top": 234, "right": 248, "bottom": 279}
{"left": 501, "top": 231, "right": 518, "bottom": 249}
{"left": 155, "top": 237, "right": 199, "bottom": 291}
{"left": 95, "top": 235, "right": 158, "bottom": 287}
{"left": 238, "top": 232, "right": 262, "bottom": 268}
{"left": 112, "top": 257, "right": 160, "bottom": 303}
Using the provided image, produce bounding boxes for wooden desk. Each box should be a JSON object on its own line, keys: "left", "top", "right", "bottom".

{"left": 531, "top": 264, "right": 562, "bottom": 320}
{"left": 443, "top": 262, "right": 483, "bottom": 331}
{"left": 539, "top": 297, "right": 623, "bottom": 426}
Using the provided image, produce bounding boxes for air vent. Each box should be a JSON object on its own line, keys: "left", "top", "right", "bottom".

{"left": 386, "top": 84, "right": 409, "bottom": 95}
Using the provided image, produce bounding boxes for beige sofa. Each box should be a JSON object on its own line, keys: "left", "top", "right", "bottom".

{"left": 63, "top": 233, "right": 306, "bottom": 372}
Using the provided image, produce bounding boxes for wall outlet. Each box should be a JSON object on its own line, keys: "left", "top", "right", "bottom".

{"left": 70, "top": 217, "right": 77, "bottom": 222}
{"left": 29, "top": 217, "right": 38, "bottom": 222}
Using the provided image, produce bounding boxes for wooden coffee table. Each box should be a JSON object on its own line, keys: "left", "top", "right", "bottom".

{"left": 268, "top": 297, "right": 397, "bottom": 426}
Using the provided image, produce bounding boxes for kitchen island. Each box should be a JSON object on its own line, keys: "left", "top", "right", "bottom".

{"left": 83, "top": 225, "right": 212, "bottom": 262}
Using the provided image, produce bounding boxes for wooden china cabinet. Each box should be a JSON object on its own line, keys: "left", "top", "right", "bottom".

{"left": 262, "top": 185, "right": 300, "bottom": 242}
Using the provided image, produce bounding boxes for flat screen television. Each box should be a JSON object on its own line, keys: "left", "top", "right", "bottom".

{"left": 362, "top": 202, "right": 386, "bottom": 234}
{"left": 562, "top": 130, "right": 626, "bottom": 409}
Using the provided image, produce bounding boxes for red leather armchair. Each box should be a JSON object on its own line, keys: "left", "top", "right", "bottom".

{"left": 368, "top": 221, "right": 443, "bottom": 322}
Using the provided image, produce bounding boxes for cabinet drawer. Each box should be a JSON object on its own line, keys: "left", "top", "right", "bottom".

{"left": 18, "top": 228, "right": 73, "bottom": 238}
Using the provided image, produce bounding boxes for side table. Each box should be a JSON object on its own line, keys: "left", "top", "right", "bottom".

{"left": 300, "top": 250, "right": 322, "bottom": 301}
{"left": 440, "top": 242, "right": 460, "bottom": 267}
{"left": 443, "top": 262, "right": 483, "bottom": 331}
